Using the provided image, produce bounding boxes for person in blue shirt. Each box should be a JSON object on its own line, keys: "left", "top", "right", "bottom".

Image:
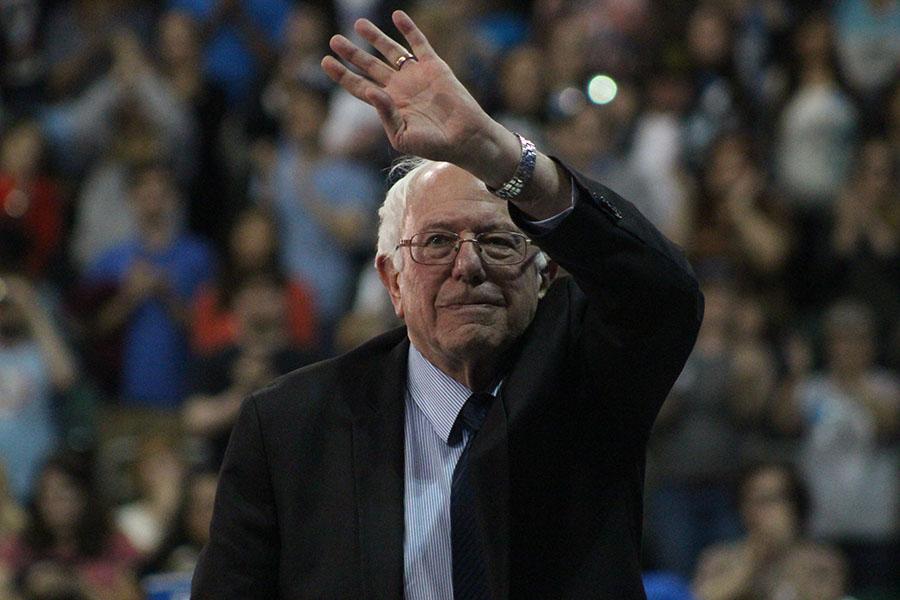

{"left": 85, "top": 161, "right": 214, "bottom": 410}
{"left": 0, "top": 269, "right": 77, "bottom": 503}
{"left": 255, "top": 78, "right": 382, "bottom": 341}
{"left": 167, "top": 0, "right": 293, "bottom": 105}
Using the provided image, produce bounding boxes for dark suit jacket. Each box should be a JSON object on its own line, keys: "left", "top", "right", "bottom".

{"left": 192, "top": 169, "right": 703, "bottom": 599}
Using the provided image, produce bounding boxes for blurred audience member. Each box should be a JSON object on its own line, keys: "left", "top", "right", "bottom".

{"left": 4, "top": 560, "right": 92, "bottom": 600}
{"left": 42, "top": 0, "right": 155, "bottom": 102}
{"left": 184, "top": 274, "right": 318, "bottom": 466}
{"left": 682, "top": 4, "right": 744, "bottom": 169}
{"left": 0, "top": 452, "right": 141, "bottom": 600}
{"left": 0, "top": 271, "right": 77, "bottom": 504}
{"left": 138, "top": 467, "right": 217, "bottom": 577}
{"left": 255, "top": 3, "right": 332, "bottom": 123}
{"left": 333, "top": 264, "right": 401, "bottom": 355}
{"left": 776, "top": 12, "right": 857, "bottom": 209}
{"left": 730, "top": 0, "right": 793, "bottom": 119}
{"left": 168, "top": 0, "right": 293, "bottom": 105}
{"left": 253, "top": 5, "right": 386, "bottom": 169}
{"left": 49, "top": 28, "right": 196, "bottom": 269}
{"left": 827, "top": 138, "right": 899, "bottom": 331}
{"left": 580, "top": 0, "right": 653, "bottom": 78}
{"left": 406, "top": 2, "right": 485, "bottom": 96}
{"left": 0, "top": 462, "right": 26, "bottom": 543}
{"left": 0, "top": 121, "right": 65, "bottom": 279}
{"left": 628, "top": 72, "right": 693, "bottom": 246}
{"left": 648, "top": 278, "right": 773, "bottom": 577}
{"left": 548, "top": 103, "right": 659, "bottom": 232}
{"left": 691, "top": 131, "right": 792, "bottom": 302}
{"left": 772, "top": 300, "right": 899, "bottom": 590}
{"left": 190, "top": 206, "right": 318, "bottom": 356}
{"left": 832, "top": 0, "right": 900, "bottom": 102}
{"left": 82, "top": 162, "right": 214, "bottom": 410}
{"left": 693, "top": 462, "right": 848, "bottom": 600}
{"left": 155, "top": 9, "right": 231, "bottom": 250}
{"left": 115, "top": 435, "right": 185, "bottom": 557}
{"left": 319, "top": 86, "right": 386, "bottom": 163}
{"left": 252, "top": 78, "right": 380, "bottom": 340}
{"left": 729, "top": 290, "right": 781, "bottom": 436}
{"left": 541, "top": 11, "right": 589, "bottom": 95}
{"left": 494, "top": 44, "right": 547, "bottom": 149}
{"left": 0, "top": 0, "right": 46, "bottom": 117}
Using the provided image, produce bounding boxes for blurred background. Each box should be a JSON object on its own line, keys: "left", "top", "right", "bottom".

{"left": 0, "top": 0, "right": 897, "bottom": 599}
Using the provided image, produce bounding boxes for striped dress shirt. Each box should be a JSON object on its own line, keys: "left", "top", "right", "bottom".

{"left": 404, "top": 345, "right": 499, "bottom": 600}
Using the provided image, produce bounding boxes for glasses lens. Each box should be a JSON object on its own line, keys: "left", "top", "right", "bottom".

{"left": 477, "top": 232, "right": 526, "bottom": 264}
{"left": 411, "top": 232, "right": 457, "bottom": 264}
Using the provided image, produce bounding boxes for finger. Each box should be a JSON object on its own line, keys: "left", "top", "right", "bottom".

{"left": 328, "top": 34, "right": 394, "bottom": 84}
{"left": 321, "top": 56, "right": 380, "bottom": 104}
{"left": 365, "top": 87, "right": 403, "bottom": 140}
{"left": 392, "top": 10, "right": 437, "bottom": 59}
{"left": 354, "top": 18, "right": 412, "bottom": 66}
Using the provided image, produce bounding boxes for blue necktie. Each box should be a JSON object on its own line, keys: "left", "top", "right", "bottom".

{"left": 450, "top": 392, "right": 494, "bottom": 600}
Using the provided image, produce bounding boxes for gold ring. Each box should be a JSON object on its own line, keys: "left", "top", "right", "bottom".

{"left": 395, "top": 54, "right": 416, "bottom": 69}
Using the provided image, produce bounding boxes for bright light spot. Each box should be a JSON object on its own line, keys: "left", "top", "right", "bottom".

{"left": 587, "top": 74, "right": 617, "bottom": 105}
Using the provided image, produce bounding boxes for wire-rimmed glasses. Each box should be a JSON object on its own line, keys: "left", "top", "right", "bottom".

{"left": 396, "top": 231, "right": 532, "bottom": 265}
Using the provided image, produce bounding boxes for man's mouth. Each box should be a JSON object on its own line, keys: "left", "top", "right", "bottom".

{"left": 439, "top": 299, "right": 504, "bottom": 308}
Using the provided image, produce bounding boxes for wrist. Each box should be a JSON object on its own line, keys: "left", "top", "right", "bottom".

{"left": 459, "top": 121, "right": 520, "bottom": 189}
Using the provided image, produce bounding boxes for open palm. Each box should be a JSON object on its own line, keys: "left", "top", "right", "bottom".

{"left": 321, "top": 11, "right": 494, "bottom": 167}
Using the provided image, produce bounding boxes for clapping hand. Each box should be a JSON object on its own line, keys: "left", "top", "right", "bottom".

{"left": 122, "top": 261, "right": 169, "bottom": 303}
{"left": 0, "top": 274, "right": 39, "bottom": 321}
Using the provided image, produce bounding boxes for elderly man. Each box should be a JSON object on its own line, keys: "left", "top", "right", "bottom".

{"left": 192, "top": 11, "right": 702, "bottom": 600}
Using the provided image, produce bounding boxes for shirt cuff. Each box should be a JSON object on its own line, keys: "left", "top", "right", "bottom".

{"left": 516, "top": 176, "right": 577, "bottom": 234}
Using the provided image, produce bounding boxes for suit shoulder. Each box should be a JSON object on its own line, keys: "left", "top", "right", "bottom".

{"left": 247, "top": 326, "right": 408, "bottom": 417}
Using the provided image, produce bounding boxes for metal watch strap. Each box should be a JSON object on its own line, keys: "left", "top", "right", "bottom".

{"left": 487, "top": 133, "right": 537, "bottom": 200}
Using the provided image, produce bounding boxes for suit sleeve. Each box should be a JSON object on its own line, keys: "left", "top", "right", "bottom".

{"left": 510, "top": 163, "right": 704, "bottom": 441}
{"left": 192, "top": 395, "right": 280, "bottom": 599}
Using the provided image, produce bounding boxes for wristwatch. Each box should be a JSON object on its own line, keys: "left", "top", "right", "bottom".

{"left": 487, "top": 133, "right": 537, "bottom": 200}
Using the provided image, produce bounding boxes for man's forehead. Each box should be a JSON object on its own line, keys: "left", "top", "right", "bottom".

{"left": 405, "top": 163, "right": 517, "bottom": 232}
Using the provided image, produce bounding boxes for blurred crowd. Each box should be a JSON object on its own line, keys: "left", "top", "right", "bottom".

{"left": 0, "top": 0, "right": 897, "bottom": 599}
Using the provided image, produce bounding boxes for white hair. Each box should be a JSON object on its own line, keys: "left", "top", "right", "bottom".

{"left": 376, "top": 156, "right": 436, "bottom": 268}
{"left": 374, "top": 157, "right": 550, "bottom": 276}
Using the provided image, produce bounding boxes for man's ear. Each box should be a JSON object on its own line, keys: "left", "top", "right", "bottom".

{"left": 375, "top": 254, "right": 405, "bottom": 319}
{"left": 537, "top": 255, "right": 558, "bottom": 299}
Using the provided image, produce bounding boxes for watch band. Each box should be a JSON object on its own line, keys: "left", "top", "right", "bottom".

{"left": 487, "top": 133, "right": 537, "bottom": 200}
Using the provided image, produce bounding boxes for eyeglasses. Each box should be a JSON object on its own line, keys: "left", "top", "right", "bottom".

{"left": 396, "top": 231, "right": 532, "bottom": 265}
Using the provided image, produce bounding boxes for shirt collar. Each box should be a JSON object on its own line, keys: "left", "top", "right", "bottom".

{"left": 407, "top": 344, "right": 472, "bottom": 444}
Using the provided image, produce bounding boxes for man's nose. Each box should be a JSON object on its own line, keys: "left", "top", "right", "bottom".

{"left": 451, "top": 238, "right": 487, "bottom": 284}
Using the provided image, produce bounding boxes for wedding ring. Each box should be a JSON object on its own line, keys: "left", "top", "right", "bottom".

{"left": 395, "top": 54, "right": 416, "bottom": 69}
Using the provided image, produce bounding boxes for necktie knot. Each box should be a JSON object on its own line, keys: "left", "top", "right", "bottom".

{"left": 449, "top": 392, "right": 493, "bottom": 446}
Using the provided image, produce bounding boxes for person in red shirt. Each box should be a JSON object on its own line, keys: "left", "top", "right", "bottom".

{"left": 191, "top": 206, "right": 319, "bottom": 355}
{"left": 0, "top": 121, "right": 65, "bottom": 279}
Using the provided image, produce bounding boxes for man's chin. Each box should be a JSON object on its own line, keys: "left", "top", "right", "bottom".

{"left": 439, "top": 323, "right": 509, "bottom": 357}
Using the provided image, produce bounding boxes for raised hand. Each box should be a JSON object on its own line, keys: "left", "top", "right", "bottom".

{"left": 321, "top": 10, "right": 572, "bottom": 219}
{"left": 321, "top": 10, "right": 508, "bottom": 173}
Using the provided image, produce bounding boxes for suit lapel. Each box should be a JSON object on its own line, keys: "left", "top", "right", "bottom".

{"left": 350, "top": 336, "right": 408, "bottom": 600}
